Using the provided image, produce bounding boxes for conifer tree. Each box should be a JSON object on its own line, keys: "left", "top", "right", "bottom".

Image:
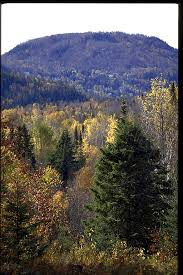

{"left": 86, "top": 100, "right": 173, "bottom": 252}
{"left": 49, "top": 129, "right": 76, "bottom": 188}
{"left": 73, "top": 128, "right": 85, "bottom": 170}
{"left": 1, "top": 181, "right": 42, "bottom": 272}
{"left": 11, "top": 124, "right": 36, "bottom": 169}
{"left": 79, "top": 130, "right": 83, "bottom": 146}
{"left": 74, "top": 125, "right": 79, "bottom": 148}
{"left": 76, "top": 144, "right": 85, "bottom": 171}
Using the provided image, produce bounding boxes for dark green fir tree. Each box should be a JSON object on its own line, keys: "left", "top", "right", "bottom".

{"left": 79, "top": 130, "right": 83, "bottom": 146}
{"left": 49, "top": 129, "right": 76, "bottom": 188}
{"left": 74, "top": 125, "right": 79, "bottom": 148}
{"left": 1, "top": 181, "right": 43, "bottom": 272}
{"left": 77, "top": 143, "right": 85, "bottom": 171}
{"left": 85, "top": 100, "right": 173, "bottom": 252}
{"left": 73, "top": 128, "right": 85, "bottom": 171}
{"left": 11, "top": 124, "right": 36, "bottom": 169}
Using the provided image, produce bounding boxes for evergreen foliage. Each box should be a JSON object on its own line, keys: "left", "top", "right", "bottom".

{"left": 73, "top": 126, "right": 85, "bottom": 170}
{"left": 74, "top": 126, "right": 79, "bottom": 148}
{"left": 11, "top": 124, "right": 36, "bottom": 169}
{"left": 49, "top": 129, "right": 76, "bottom": 188}
{"left": 165, "top": 177, "right": 178, "bottom": 242}
{"left": 1, "top": 66, "right": 88, "bottom": 109}
{"left": 79, "top": 130, "right": 83, "bottom": 146}
{"left": 75, "top": 145, "right": 86, "bottom": 171}
{"left": 1, "top": 181, "right": 42, "bottom": 271}
{"left": 86, "top": 102, "right": 173, "bottom": 252}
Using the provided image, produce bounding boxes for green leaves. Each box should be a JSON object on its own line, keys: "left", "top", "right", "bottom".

{"left": 86, "top": 105, "right": 173, "bottom": 252}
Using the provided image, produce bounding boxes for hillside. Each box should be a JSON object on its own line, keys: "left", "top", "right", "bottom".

{"left": 1, "top": 32, "right": 178, "bottom": 97}
{"left": 1, "top": 66, "right": 88, "bottom": 109}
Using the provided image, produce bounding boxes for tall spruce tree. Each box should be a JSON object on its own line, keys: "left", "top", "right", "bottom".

{"left": 49, "top": 129, "right": 76, "bottom": 188}
{"left": 1, "top": 181, "right": 43, "bottom": 272}
{"left": 74, "top": 125, "right": 79, "bottom": 148}
{"left": 11, "top": 124, "right": 36, "bottom": 169}
{"left": 79, "top": 130, "right": 83, "bottom": 146}
{"left": 74, "top": 128, "right": 85, "bottom": 170}
{"left": 85, "top": 100, "right": 173, "bottom": 252}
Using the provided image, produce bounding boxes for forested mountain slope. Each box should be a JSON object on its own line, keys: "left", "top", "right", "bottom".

{"left": 1, "top": 32, "right": 178, "bottom": 97}
{"left": 1, "top": 66, "right": 88, "bottom": 109}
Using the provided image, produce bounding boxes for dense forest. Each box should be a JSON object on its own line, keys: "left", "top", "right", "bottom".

{"left": 2, "top": 32, "right": 178, "bottom": 97}
{"left": 1, "top": 66, "right": 88, "bottom": 109}
{"left": 1, "top": 75, "right": 178, "bottom": 274}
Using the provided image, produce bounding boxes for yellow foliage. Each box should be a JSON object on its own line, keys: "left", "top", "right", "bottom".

{"left": 83, "top": 112, "right": 109, "bottom": 148}
{"left": 70, "top": 119, "right": 82, "bottom": 133}
{"left": 44, "top": 110, "right": 66, "bottom": 129}
{"left": 137, "top": 77, "right": 178, "bottom": 175}
{"left": 53, "top": 191, "right": 69, "bottom": 210}
{"left": 106, "top": 115, "right": 118, "bottom": 144}
{"left": 2, "top": 108, "right": 22, "bottom": 126}
{"left": 139, "top": 78, "right": 178, "bottom": 135}
{"left": 75, "top": 166, "right": 93, "bottom": 190}
{"left": 42, "top": 165, "right": 61, "bottom": 189}
{"left": 1, "top": 145, "right": 29, "bottom": 191}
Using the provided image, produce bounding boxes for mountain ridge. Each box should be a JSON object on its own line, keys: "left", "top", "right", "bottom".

{"left": 3, "top": 31, "right": 177, "bottom": 54}
{"left": 1, "top": 31, "right": 178, "bottom": 97}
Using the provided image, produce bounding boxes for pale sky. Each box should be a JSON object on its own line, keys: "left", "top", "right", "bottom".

{"left": 1, "top": 3, "right": 178, "bottom": 54}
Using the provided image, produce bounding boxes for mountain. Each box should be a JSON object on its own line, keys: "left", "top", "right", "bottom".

{"left": 1, "top": 66, "right": 88, "bottom": 109}
{"left": 1, "top": 32, "right": 178, "bottom": 97}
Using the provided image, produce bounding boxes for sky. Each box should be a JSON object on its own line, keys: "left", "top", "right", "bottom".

{"left": 1, "top": 3, "right": 178, "bottom": 54}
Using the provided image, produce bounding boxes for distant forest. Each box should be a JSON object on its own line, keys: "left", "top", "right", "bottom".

{"left": 1, "top": 66, "right": 88, "bottom": 109}
{"left": 1, "top": 32, "right": 178, "bottom": 98}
